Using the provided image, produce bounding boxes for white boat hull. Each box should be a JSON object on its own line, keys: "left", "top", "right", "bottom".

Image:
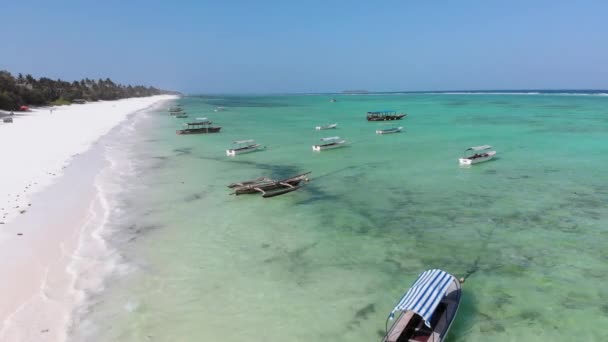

{"left": 226, "top": 146, "right": 261, "bottom": 156}
{"left": 459, "top": 151, "right": 496, "bottom": 165}
{"left": 312, "top": 141, "right": 346, "bottom": 151}
{"left": 376, "top": 127, "right": 403, "bottom": 134}
{"left": 315, "top": 123, "right": 337, "bottom": 130}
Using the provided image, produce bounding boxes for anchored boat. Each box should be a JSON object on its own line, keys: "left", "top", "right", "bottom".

{"left": 382, "top": 269, "right": 462, "bottom": 342}
{"left": 229, "top": 172, "right": 311, "bottom": 198}
{"left": 367, "top": 110, "right": 407, "bottom": 121}
{"left": 459, "top": 145, "right": 496, "bottom": 165}
{"left": 376, "top": 126, "right": 403, "bottom": 134}
{"left": 176, "top": 118, "right": 221, "bottom": 135}
{"left": 312, "top": 136, "right": 346, "bottom": 151}
{"left": 315, "top": 123, "right": 337, "bottom": 130}
{"left": 226, "top": 139, "right": 263, "bottom": 156}
{"left": 175, "top": 114, "right": 189, "bottom": 118}
{"left": 168, "top": 107, "right": 184, "bottom": 114}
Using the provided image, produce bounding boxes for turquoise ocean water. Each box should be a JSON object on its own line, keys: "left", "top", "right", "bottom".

{"left": 71, "top": 93, "right": 608, "bottom": 341}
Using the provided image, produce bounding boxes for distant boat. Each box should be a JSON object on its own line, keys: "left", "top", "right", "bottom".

{"left": 315, "top": 123, "right": 337, "bottom": 130}
{"left": 175, "top": 114, "right": 189, "bottom": 118}
{"left": 176, "top": 118, "right": 221, "bottom": 135}
{"left": 376, "top": 126, "right": 403, "bottom": 134}
{"left": 229, "top": 172, "right": 311, "bottom": 198}
{"left": 214, "top": 106, "right": 226, "bottom": 112}
{"left": 459, "top": 145, "right": 496, "bottom": 165}
{"left": 367, "top": 110, "right": 407, "bottom": 121}
{"left": 226, "top": 139, "right": 263, "bottom": 156}
{"left": 381, "top": 269, "right": 462, "bottom": 342}
{"left": 312, "top": 136, "right": 346, "bottom": 151}
{"left": 330, "top": 98, "right": 337, "bottom": 102}
{"left": 168, "top": 107, "right": 183, "bottom": 113}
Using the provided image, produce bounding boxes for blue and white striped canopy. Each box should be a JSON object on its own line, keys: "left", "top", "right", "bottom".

{"left": 392, "top": 269, "right": 456, "bottom": 327}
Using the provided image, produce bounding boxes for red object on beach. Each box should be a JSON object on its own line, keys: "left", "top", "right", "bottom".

{"left": 19, "top": 106, "right": 30, "bottom": 111}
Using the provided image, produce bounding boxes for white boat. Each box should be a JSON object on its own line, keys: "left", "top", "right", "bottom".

{"left": 226, "top": 139, "right": 263, "bottom": 156}
{"left": 382, "top": 269, "right": 462, "bottom": 342}
{"left": 214, "top": 106, "right": 226, "bottom": 112}
{"left": 312, "top": 136, "right": 346, "bottom": 151}
{"left": 458, "top": 145, "right": 496, "bottom": 165}
{"left": 376, "top": 126, "right": 403, "bottom": 134}
{"left": 315, "top": 123, "right": 337, "bottom": 130}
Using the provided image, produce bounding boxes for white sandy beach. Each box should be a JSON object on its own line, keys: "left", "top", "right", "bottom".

{"left": 0, "top": 95, "right": 177, "bottom": 341}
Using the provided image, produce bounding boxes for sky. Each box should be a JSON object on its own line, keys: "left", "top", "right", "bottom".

{"left": 1, "top": 0, "right": 607, "bottom": 93}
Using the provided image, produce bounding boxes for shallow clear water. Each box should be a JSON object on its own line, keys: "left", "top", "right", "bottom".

{"left": 72, "top": 94, "right": 608, "bottom": 341}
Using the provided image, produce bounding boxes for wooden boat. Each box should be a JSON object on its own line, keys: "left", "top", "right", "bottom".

{"left": 458, "top": 145, "right": 496, "bottom": 165}
{"left": 382, "top": 269, "right": 462, "bottom": 342}
{"left": 376, "top": 126, "right": 403, "bottom": 134}
{"left": 169, "top": 107, "right": 184, "bottom": 113}
{"left": 226, "top": 139, "right": 263, "bottom": 156}
{"left": 227, "top": 176, "right": 272, "bottom": 188}
{"left": 367, "top": 110, "right": 407, "bottom": 121}
{"left": 175, "top": 114, "right": 189, "bottom": 118}
{"left": 176, "top": 119, "right": 221, "bottom": 135}
{"left": 230, "top": 172, "right": 311, "bottom": 198}
{"left": 315, "top": 123, "right": 337, "bottom": 130}
{"left": 312, "top": 136, "right": 346, "bottom": 151}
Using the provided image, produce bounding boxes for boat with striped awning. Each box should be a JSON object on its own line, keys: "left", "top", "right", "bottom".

{"left": 382, "top": 269, "right": 462, "bottom": 342}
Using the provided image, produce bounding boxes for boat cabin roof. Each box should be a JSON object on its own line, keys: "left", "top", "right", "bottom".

{"left": 233, "top": 139, "right": 256, "bottom": 144}
{"left": 320, "top": 136, "right": 340, "bottom": 141}
{"left": 466, "top": 145, "right": 492, "bottom": 151}
{"left": 391, "top": 269, "right": 457, "bottom": 328}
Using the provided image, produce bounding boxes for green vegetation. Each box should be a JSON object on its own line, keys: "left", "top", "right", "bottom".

{"left": 0, "top": 70, "right": 179, "bottom": 111}
{"left": 50, "top": 98, "right": 71, "bottom": 106}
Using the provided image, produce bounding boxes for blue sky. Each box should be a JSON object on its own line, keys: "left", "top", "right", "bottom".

{"left": 1, "top": 0, "right": 607, "bottom": 93}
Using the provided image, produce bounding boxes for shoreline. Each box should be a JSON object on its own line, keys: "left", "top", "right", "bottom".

{"left": 0, "top": 95, "right": 177, "bottom": 341}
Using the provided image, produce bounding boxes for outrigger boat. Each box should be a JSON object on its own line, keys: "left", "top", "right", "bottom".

{"left": 229, "top": 172, "right": 311, "bottom": 198}
{"left": 315, "top": 123, "right": 338, "bottom": 130}
{"left": 376, "top": 126, "right": 403, "bottom": 134}
{"left": 367, "top": 110, "right": 407, "bottom": 121}
{"left": 382, "top": 269, "right": 462, "bottom": 342}
{"left": 226, "top": 139, "right": 263, "bottom": 156}
{"left": 312, "top": 136, "right": 346, "bottom": 151}
{"left": 176, "top": 118, "right": 221, "bottom": 135}
{"left": 458, "top": 145, "right": 496, "bottom": 165}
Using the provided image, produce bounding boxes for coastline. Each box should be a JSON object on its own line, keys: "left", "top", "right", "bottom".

{"left": 0, "top": 95, "right": 177, "bottom": 341}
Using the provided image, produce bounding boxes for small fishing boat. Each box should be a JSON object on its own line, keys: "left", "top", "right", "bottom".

{"left": 226, "top": 139, "right": 263, "bottom": 156}
{"left": 458, "top": 145, "right": 496, "bottom": 165}
{"left": 227, "top": 176, "right": 273, "bottom": 188}
{"left": 315, "top": 123, "right": 338, "bottom": 130}
{"left": 176, "top": 118, "right": 221, "bottom": 135}
{"left": 367, "top": 110, "right": 407, "bottom": 121}
{"left": 175, "top": 114, "right": 189, "bottom": 118}
{"left": 230, "top": 172, "right": 311, "bottom": 198}
{"left": 214, "top": 106, "right": 226, "bottom": 112}
{"left": 382, "top": 269, "right": 462, "bottom": 342}
{"left": 376, "top": 126, "right": 403, "bottom": 134}
{"left": 168, "top": 107, "right": 184, "bottom": 113}
{"left": 330, "top": 98, "right": 337, "bottom": 103}
{"left": 312, "top": 136, "right": 346, "bottom": 151}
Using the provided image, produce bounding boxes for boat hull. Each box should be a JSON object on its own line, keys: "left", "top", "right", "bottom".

{"left": 176, "top": 127, "right": 221, "bottom": 135}
{"left": 226, "top": 145, "right": 262, "bottom": 156}
{"left": 367, "top": 114, "right": 406, "bottom": 121}
{"left": 312, "top": 141, "right": 346, "bottom": 151}
{"left": 459, "top": 151, "right": 496, "bottom": 165}
{"left": 315, "top": 123, "right": 337, "bottom": 130}
{"left": 376, "top": 127, "right": 403, "bottom": 134}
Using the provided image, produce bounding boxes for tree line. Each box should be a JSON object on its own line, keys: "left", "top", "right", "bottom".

{"left": 0, "top": 70, "right": 179, "bottom": 111}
